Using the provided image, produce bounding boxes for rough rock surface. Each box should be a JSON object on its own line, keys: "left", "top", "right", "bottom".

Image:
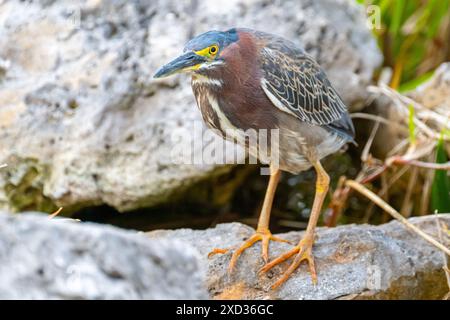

{"left": 411, "top": 62, "right": 450, "bottom": 109}
{"left": 149, "top": 215, "right": 450, "bottom": 300}
{"left": 0, "top": 212, "right": 207, "bottom": 299}
{"left": 0, "top": 0, "right": 382, "bottom": 212}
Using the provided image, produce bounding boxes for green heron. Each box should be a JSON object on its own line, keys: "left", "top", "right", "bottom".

{"left": 154, "top": 28, "right": 355, "bottom": 289}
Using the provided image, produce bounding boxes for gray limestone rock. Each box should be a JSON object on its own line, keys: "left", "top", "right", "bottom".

{"left": 148, "top": 215, "right": 450, "bottom": 299}
{"left": 0, "top": 212, "right": 207, "bottom": 299}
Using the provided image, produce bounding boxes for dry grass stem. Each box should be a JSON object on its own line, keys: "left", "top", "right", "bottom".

{"left": 49, "top": 207, "right": 63, "bottom": 219}
{"left": 368, "top": 84, "right": 450, "bottom": 141}
{"left": 361, "top": 120, "right": 380, "bottom": 162}
{"left": 346, "top": 179, "right": 450, "bottom": 257}
{"left": 350, "top": 113, "right": 410, "bottom": 134}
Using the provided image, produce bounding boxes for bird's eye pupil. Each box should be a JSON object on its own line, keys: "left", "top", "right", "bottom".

{"left": 210, "top": 46, "right": 217, "bottom": 54}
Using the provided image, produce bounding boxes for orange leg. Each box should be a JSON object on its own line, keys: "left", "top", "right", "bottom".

{"left": 209, "top": 165, "right": 290, "bottom": 272}
{"left": 260, "top": 161, "right": 329, "bottom": 289}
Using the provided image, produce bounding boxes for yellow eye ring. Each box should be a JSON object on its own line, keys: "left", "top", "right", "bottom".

{"left": 209, "top": 45, "right": 218, "bottom": 55}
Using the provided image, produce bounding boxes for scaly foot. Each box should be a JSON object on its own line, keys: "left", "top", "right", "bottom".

{"left": 260, "top": 236, "right": 317, "bottom": 289}
{"left": 208, "top": 229, "right": 291, "bottom": 273}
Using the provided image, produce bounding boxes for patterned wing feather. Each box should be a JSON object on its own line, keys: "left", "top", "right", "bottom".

{"left": 260, "top": 46, "right": 347, "bottom": 126}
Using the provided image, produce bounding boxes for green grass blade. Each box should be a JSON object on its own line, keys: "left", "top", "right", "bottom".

{"left": 399, "top": 71, "right": 435, "bottom": 93}
{"left": 390, "top": 0, "right": 405, "bottom": 38}
{"left": 431, "top": 134, "right": 450, "bottom": 213}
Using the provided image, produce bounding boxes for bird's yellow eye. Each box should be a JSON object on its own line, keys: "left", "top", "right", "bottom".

{"left": 209, "top": 45, "right": 218, "bottom": 55}
{"left": 194, "top": 45, "right": 219, "bottom": 59}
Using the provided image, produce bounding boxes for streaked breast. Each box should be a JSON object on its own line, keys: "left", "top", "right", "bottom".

{"left": 191, "top": 78, "right": 240, "bottom": 141}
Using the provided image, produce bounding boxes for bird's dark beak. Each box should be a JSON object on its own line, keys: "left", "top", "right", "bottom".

{"left": 154, "top": 51, "right": 206, "bottom": 78}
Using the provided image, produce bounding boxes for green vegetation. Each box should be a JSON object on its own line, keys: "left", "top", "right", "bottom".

{"left": 431, "top": 134, "right": 450, "bottom": 213}
{"left": 358, "top": 0, "right": 450, "bottom": 91}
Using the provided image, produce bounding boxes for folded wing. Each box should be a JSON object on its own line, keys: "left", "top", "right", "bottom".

{"left": 260, "top": 47, "right": 348, "bottom": 126}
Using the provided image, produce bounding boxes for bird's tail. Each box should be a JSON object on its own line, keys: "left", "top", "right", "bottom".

{"left": 326, "top": 112, "right": 357, "bottom": 146}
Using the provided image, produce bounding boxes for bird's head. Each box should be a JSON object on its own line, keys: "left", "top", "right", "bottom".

{"left": 154, "top": 29, "right": 239, "bottom": 78}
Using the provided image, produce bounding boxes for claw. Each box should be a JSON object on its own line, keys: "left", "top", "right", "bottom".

{"left": 208, "top": 248, "right": 229, "bottom": 258}
{"left": 208, "top": 229, "right": 291, "bottom": 273}
{"left": 259, "top": 247, "right": 299, "bottom": 274}
{"left": 260, "top": 237, "right": 317, "bottom": 289}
